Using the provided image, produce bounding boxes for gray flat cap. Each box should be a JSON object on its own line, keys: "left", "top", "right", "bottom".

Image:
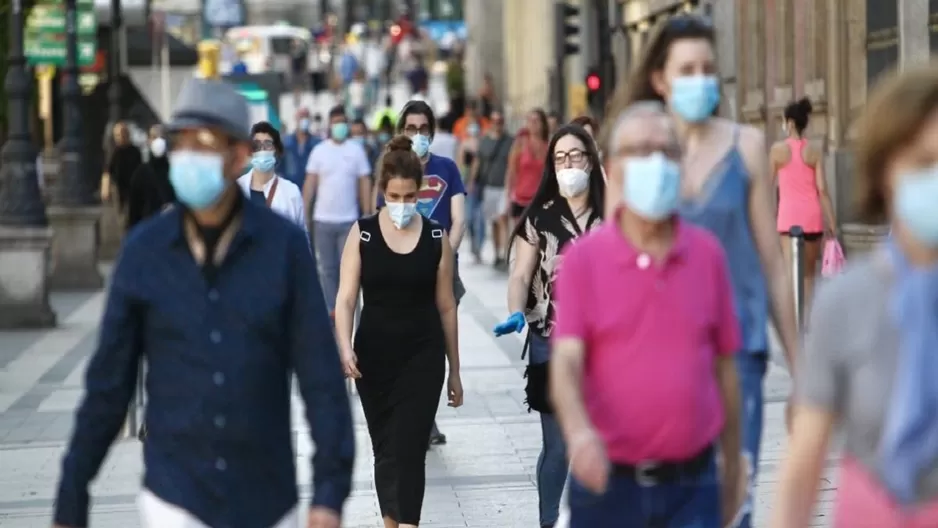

{"left": 166, "top": 78, "right": 251, "bottom": 142}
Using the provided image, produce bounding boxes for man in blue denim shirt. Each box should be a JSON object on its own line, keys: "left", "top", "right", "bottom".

{"left": 281, "top": 109, "right": 320, "bottom": 190}
{"left": 52, "top": 79, "right": 354, "bottom": 528}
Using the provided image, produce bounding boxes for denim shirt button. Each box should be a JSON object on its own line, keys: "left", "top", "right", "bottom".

{"left": 208, "top": 289, "right": 220, "bottom": 302}
{"left": 213, "top": 372, "right": 225, "bottom": 385}
{"left": 214, "top": 415, "right": 226, "bottom": 428}
{"left": 210, "top": 330, "right": 222, "bottom": 344}
{"left": 215, "top": 458, "right": 227, "bottom": 471}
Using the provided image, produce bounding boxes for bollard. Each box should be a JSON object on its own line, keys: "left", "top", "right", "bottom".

{"left": 120, "top": 361, "right": 145, "bottom": 440}
{"left": 789, "top": 225, "right": 806, "bottom": 331}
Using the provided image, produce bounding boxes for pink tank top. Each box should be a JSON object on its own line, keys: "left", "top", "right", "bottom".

{"left": 776, "top": 138, "right": 824, "bottom": 233}
{"left": 512, "top": 140, "right": 545, "bottom": 206}
{"left": 835, "top": 456, "right": 938, "bottom": 528}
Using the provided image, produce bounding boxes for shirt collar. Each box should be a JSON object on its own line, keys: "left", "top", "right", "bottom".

{"left": 165, "top": 190, "right": 259, "bottom": 251}
{"left": 604, "top": 206, "right": 689, "bottom": 268}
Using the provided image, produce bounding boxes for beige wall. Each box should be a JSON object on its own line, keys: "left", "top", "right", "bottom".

{"left": 464, "top": 0, "right": 507, "bottom": 99}
{"left": 503, "top": 0, "right": 555, "bottom": 127}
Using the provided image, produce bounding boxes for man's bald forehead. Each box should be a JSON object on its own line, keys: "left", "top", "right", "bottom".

{"left": 607, "top": 103, "right": 678, "bottom": 156}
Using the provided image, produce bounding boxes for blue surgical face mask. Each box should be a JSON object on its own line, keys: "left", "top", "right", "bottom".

{"left": 378, "top": 132, "right": 391, "bottom": 143}
{"left": 251, "top": 151, "right": 276, "bottom": 172}
{"left": 169, "top": 151, "right": 228, "bottom": 210}
{"left": 386, "top": 201, "right": 418, "bottom": 229}
{"left": 669, "top": 75, "right": 720, "bottom": 123}
{"left": 411, "top": 134, "right": 431, "bottom": 158}
{"left": 468, "top": 124, "right": 480, "bottom": 136}
{"left": 895, "top": 166, "right": 938, "bottom": 247}
{"left": 331, "top": 122, "right": 349, "bottom": 141}
{"left": 299, "top": 118, "right": 311, "bottom": 131}
{"left": 622, "top": 152, "right": 681, "bottom": 221}
{"left": 351, "top": 136, "right": 365, "bottom": 145}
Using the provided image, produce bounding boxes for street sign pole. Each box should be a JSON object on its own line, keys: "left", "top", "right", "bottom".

{"left": 56, "top": 0, "right": 94, "bottom": 205}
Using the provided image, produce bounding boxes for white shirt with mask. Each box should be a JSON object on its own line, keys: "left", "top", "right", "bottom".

{"left": 237, "top": 171, "right": 306, "bottom": 230}
{"left": 305, "top": 139, "right": 371, "bottom": 223}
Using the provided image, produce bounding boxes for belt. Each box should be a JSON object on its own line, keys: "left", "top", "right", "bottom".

{"left": 612, "top": 444, "right": 714, "bottom": 487}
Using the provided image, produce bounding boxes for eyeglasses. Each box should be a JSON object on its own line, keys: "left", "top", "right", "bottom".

{"left": 403, "top": 124, "right": 431, "bottom": 136}
{"left": 252, "top": 139, "right": 275, "bottom": 151}
{"left": 554, "top": 149, "right": 587, "bottom": 166}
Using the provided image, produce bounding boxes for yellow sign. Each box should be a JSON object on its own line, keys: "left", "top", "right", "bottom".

{"left": 568, "top": 83, "right": 587, "bottom": 118}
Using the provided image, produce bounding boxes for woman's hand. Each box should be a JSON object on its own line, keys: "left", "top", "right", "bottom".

{"left": 447, "top": 371, "right": 463, "bottom": 407}
{"left": 341, "top": 349, "right": 361, "bottom": 379}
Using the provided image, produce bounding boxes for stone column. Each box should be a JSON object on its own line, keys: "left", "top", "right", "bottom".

{"left": 899, "top": 0, "right": 930, "bottom": 68}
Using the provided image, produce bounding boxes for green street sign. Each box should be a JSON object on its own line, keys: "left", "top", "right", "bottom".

{"left": 27, "top": 5, "right": 97, "bottom": 35}
{"left": 25, "top": 37, "right": 96, "bottom": 66}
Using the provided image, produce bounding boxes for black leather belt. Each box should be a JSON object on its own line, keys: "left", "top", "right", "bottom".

{"left": 612, "top": 444, "right": 714, "bottom": 487}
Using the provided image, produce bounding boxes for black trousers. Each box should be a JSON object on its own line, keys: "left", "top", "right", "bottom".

{"left": 356, "top": 347, "right": 445, "bottom": 525}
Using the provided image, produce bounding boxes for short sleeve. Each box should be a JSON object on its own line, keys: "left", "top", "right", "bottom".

{"left": 357, "top": 147, "right": 372, "bottom": 178}
{"left": 305, "top": 145, "right": 320, "bottom": 174}
{"left": 795, "top": 278, "right": 847, "bottom": 414}
{"left": 710, "top": 242, "right": 741, "bottom": 356}
{"left": 552, "top": 241, "right": 589, "bottom": 342}
{"left": 520, "top": 214, "right": 539, "bottom": 246}
{"left": 447, "top": 161, "right": 466, "bottom": 197}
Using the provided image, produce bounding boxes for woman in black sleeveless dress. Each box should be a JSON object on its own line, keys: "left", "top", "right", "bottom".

{"left": 334, "top": 135, "right": 464, "bottom": 528}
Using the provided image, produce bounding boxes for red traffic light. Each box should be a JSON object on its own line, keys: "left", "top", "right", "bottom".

{"left": 586, "top": 74, "right": 601, "bottom": 92}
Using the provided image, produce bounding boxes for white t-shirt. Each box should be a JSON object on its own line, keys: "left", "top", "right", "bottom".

{"left": 429, "top": 133, "right": 458, "bottom": 161}
{"left": 236, "top": 172, "right": 306, "bottom": 230}
{"left": 305, "top": 140, "right": 371, "bottom": 223}
{"left": 363, "top": 43, "right": 385, "bottom": 79}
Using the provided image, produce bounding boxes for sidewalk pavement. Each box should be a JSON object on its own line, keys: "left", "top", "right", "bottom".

{"left": 0, "top": 257, "right": 836, "bottom": 527}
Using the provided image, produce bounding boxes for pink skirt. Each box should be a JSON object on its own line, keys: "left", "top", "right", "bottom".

{"left": 835, "top": 456, "right": 938, "bottom": 528}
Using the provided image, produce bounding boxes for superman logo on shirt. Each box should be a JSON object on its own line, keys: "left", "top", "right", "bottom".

{"left": 416, "top": 174, "right": 447, "bottom": 218}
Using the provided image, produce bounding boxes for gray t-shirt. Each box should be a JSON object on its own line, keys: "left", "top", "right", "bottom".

{"left": 798, "top": 251, "right": 938, "bottom": 502}
{"left": 477, "top": 134, "right": 513, "bottom": 188}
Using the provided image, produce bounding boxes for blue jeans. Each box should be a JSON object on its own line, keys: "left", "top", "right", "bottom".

{"left": 568, "top": 454, "right": 720, "bottom": 527}
{"left": 733, "top": 352, "right": 768, "bottom": 528}
{"left": 313, "top": 220, "right": 355, "bottom": 313}
{"left": 529, "top": 334, "right": 568, "bottom": 526}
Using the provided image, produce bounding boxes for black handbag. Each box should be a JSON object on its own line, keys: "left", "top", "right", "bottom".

{"left": 521, "top": 333, "right": 553, "bottom": 414}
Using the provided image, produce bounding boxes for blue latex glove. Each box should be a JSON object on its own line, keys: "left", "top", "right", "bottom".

{"left": 494, "top": 311, "right": 526, "bottom": 337}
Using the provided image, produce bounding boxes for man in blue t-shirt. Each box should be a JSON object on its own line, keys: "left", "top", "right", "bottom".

{"left": 375, "top": 100, "right": 467, "bottom": 446}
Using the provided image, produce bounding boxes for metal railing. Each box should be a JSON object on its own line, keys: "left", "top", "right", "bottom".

{"left": 789, "top": 225, "right": 806, "bottom": 332}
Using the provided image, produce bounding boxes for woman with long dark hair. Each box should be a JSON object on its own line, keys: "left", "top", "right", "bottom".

{"left": 603, "top": 14, "right": 799, "bottom": 527}
{"left": 494, "top": 124, "right": 605, "bottom": 528}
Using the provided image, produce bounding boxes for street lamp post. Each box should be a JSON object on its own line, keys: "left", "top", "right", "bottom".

{"left": 109, "top": 0, "right": 122, "bottom": 124}
{"left": 46, "top": 0, "right": 105, "bottom": 291}
{"left": 0, "top": 0, "right": 57, "bottom": 327}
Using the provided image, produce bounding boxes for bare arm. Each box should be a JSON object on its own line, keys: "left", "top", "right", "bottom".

{"left": 435, "top": 230, "right": 459, "bottom": 374}
{"left": 357, "top": 176, "right": 371, "bottom": 217}
{"left": 448, "top": 193, "right": 466, "bottom": 250}
{"left": 334, "top": 223, "right": 362, "bottom": 353}
{"left": 551, "top": 337, "right": 595, "bottom": 442}
{"left": 769, "top": 406, "right": 835, "bottom": 527}
{"left": 302, "top": 173, "right": 319, "bottom": 221}
{"left": 739, "top": 127, "right": 800, "bottom": 370}
{"left": 507, "top": 233, "right": 538, "bottom": 313}
{"left": 811, "top": 146, "right": 838, "bottom": 232}
{"left": 715, "top": 356, "right": 742, "bottom": 491}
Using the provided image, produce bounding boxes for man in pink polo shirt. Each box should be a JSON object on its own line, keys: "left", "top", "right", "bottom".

{"left": 550, "top": 101, "right": 743, "bottom": 527}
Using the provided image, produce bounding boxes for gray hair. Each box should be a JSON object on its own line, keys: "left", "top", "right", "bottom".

{"left": 605, "top": 100, "right": 679, "bottom": 154}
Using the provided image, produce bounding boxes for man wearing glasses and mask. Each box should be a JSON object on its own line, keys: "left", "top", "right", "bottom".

{"left": 51, "top": 79, "right": 354, "bottom": 528}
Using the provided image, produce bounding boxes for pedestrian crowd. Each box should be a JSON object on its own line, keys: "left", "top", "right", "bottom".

{"left": 50, "top": 12, "right": 938, "bottom": 528}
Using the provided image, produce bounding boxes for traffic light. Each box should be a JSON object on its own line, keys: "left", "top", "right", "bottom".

{"left": 586, "top": 67, "right": 603, "bottom": 116}
{"left": 555, "top": 2, "right": 581, "bottom": 58}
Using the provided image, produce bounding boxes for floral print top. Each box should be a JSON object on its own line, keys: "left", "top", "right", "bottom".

{"left": 520, "top": 198, "right": 602, "bottom": 337}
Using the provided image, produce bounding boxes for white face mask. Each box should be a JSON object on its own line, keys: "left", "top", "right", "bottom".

{"left": 387, "top": 201, "right": 418, "bottom": 229}
{"left": 556, "top": 167, "right": 590, "bottom": 198}
{"left": 150, "top": 137, "right": 167, "bottom": 157}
